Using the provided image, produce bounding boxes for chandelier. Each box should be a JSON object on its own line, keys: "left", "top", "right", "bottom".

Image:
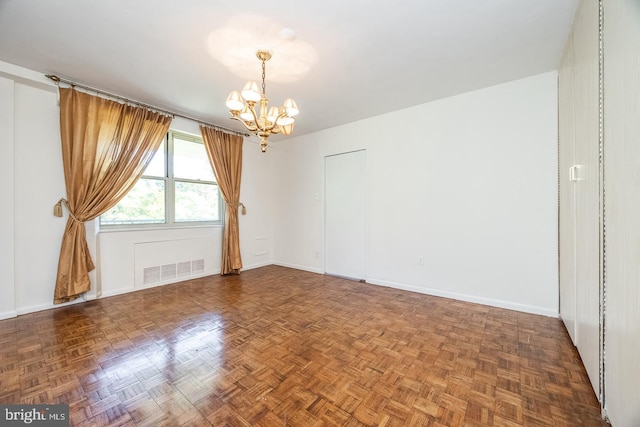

{"left": 225, "top": 50, "right": 299, "bottom": 152}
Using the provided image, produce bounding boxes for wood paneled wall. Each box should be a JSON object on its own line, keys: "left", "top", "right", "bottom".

{"left": 559, "top": 1, "right": 640, "bottom": 425}
{"left": 558, "top": 0, "right": 602, "bottom": 401}
{"left": 602, "top": 0, "right": 640, "bottom": 425}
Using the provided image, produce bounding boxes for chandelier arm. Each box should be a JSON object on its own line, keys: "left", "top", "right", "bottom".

{"left": 270, "top": 112, "right": 292, "bottom": 132}
{"left": 247, "top": 104, "right": 261, "bottom": 130}
{"left": 258, "top": 111, "right": 286, "bottom": 133}
{"left": 230, "top": 116, "right": 258, "bottom": 132}
{"left": 263, "top": 121, "right": 278, "bottom": 132}
{"left": 243, "top": 122, "right": 259, "bottom": 132}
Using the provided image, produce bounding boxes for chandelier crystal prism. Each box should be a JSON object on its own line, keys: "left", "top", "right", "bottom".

{"left": 225, "top": 50, "right": 299, "bottom": 152}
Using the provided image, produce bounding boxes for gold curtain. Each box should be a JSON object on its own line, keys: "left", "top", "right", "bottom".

{"left": 200, "top": 126, "right": 244, "bottom": 275}
{"left": 54, "top": 88, "right": 172, "bottom": 303}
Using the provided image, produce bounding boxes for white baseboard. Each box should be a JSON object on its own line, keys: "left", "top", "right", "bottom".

{"left": 16, "top": 297, "right": 84, "bottom": 316}
{"left": 8, "top": 264, "right": 557, "bottom": 320}
{"left": 99, "top": 287, "right": 135, "bottom": 299}
{"left": 272, "top": 261, "right": 324, "bottom": 275}
{"left": 264, "top": 263, "right": 558, "bottom": 317}
{"left": 366, "top": 276, "right": 558, "bottom": 317}
{"left": 242, "top": 261, "right": 274, "bottom": 271}
{"left": 0, "top": 310, "right": 17, "bottom": 320}
{"left": 22, "top": 266, "right": 268, "bottom": 311}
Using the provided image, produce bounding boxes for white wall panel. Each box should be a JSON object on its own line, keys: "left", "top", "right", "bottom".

{"left": 271, "top": 135, "right": 324, "bottom": 273}
{"left": 98, "top": 227, "right": 222, "bottom": 297}
{"left": 0, "top": 75, "right": 16, "bottom": 319}
{"left": 559, "top": 0, "right": 602, "bottom": 398}
{"left": 13, "top": 82, "right": 67, "bottom": 314}
{"left": 603, "top": 0, "right": 640, "bottom": 424}
{"left": 274, "top": 72, "right": 559, "bottom": 316}
{"left": 572, "top": 0, "right": 602, "bottom": 398}
{"left": 0, "top": 62, "right": 87, "bottom": 316}
{"left": 559, "top": 34, "right": 577, "bottom": 343}
{"left": 238, "top": 137, "right": 276, "bottom": 271}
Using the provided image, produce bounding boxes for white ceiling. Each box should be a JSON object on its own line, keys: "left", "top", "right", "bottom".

{"left": 0, "top": 0, "right": 578, "bottom": 138}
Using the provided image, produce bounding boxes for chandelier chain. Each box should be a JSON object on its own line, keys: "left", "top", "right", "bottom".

{"left": 261, "top": 59, "right": 266, "bottom": 97}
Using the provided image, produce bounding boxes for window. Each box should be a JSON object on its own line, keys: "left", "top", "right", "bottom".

{"left": 100, "top": 130, "right": 222, "bottom": 226}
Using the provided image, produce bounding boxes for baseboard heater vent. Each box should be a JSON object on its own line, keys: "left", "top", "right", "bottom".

{"left": 143, "top": 259, "right": 205, "bottom": 286}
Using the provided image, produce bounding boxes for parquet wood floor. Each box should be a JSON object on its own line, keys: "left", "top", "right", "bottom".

{"left": 0, "top": 266, "right": 608, "bottom": 426}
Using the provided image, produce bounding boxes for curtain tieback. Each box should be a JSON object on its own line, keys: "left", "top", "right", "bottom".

{"left": 53, "top": 198, "right": 83, "bottom": 223}
{"left": 228, "top": 202, "right": 247, "bottom": 215}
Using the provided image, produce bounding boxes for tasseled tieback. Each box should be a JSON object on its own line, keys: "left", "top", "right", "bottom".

{"left": 229, "top": 202, "right": 247, "bottom": 215}
{"left": 53, "top": 198, "right": 83, "bottom": 223}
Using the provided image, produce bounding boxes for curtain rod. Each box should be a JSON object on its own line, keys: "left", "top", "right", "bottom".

{"left": 45, "top": 74, "right": 250, "bottom": 138}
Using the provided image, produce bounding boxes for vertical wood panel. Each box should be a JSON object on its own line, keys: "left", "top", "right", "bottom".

{"left": 603, "top": 0, "right": 640, "bottom": 424}
{"left": 558, "top": 0, "right": 602, "bottom": 400}
{"left": 558, "top": 33, "right": 577, "bottom": 343}
{"left": 572, "top": 0, "right": 602, "bottom": 398}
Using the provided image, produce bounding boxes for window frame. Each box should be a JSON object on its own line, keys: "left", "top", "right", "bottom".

{"left": 99, "top": 129, "right": 223, "bottom": 229}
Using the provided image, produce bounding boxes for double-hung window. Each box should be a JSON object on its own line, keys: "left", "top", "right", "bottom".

{"left": 100, "top": 130, "right": 222, "bottom": 227}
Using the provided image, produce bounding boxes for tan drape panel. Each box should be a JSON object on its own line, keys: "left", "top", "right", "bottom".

{"left": 54, "top": 88, "right": 172, "bottom": 303}
{"left": 200, "top": 126, "right": 244, "bottom": 275}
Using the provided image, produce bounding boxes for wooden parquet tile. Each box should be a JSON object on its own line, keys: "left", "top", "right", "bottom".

{"left": 0, "top": 265, "right": 608, "bottom": 426}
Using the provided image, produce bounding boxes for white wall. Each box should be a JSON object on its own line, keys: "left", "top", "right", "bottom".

{"left": 98, "top": 227, "right": 222, "bottom": 297}
{"left": 273, "top": 72, "right": 559, "bottom": 316}
{"left": 0, "top": 75, "right": 16, "bottom": 319}
{"left": 0, "top": 60, "right": 558, "bottom": 319}
{"left": 0, "top": 63, "right": 72, "bottom": 318}
{"left": 0, "top": 61, "right": 275, "bottom": 318}
{"left": 238, "top": 137, "right": 277, "bottom": 269}
{"left": 269, "top": 136, "right": 324, "bottom": 273}
{"left": 13, "top": 80, "right": 69, "bottom": 314}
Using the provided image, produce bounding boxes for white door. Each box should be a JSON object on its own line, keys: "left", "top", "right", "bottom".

{"left": 325, "top": 150, "right": 366, "bottom": 280}
{"left": 559, "top": 37, "right": 577, "bottom": 344}
{"left": 558, "top": 0, "right": 602, "bottom": 400}
{"left": 572, "top": 0, "right": 601, "bottom": 397}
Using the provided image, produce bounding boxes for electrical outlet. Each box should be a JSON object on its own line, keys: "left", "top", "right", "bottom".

{"left": 418, "top": 256, "right": 424, "bottom": 266}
